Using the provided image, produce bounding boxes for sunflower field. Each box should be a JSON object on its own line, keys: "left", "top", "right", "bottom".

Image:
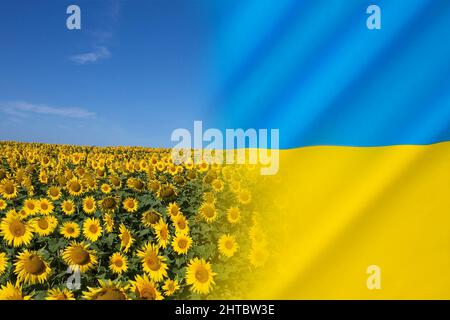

{"left": 0, "top": 141, "right": 270, "bottom": 300}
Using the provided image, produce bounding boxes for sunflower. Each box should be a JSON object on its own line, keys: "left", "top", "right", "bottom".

{"left": 0, "top": 199, "right": 7, "bottom": 210}
{"left": 46, "top": 288, "right": 75, "bottom": 300}
{"left": 0, "top": 215, "right": 33, "bottom": 247}
{"left": 157, "top": 184, "right": 177, "bottom": 201}
{"left": 230, "top": 180, "right": 241, "bottom": 192}
{"left": 32, "top": 215, "right": 58, "bottom": 236}
{"left": 199, "top": 202, "right": 218, "bottom": 223}
{"left": 249, "top": 225, "right": 267, "bottom": 245}
{"left": 186, "top": 258, "right": 216, "bottom": 295}
{"left": 202, "top": 192, "right": 216, "bottom": 204}
{"left": 141, "top": 210, "right": 161, "bottom": 228}
{"left": 83, "top": 218, "right": 103, "bottom": 242}
{"left": 0, "top": 179, "right": 18, "bottom": 200}
{"left": 130, "top": 274, "right": 163, "bottom": 300}
{"left": 119, "top": 223, "right": 134, "bottom": 253}
{"left": 167, "top": 202, "right": 181, "bottom": 218}
{"left": 62, "top": 241, "right": 98, "bottom": 273}
{"left": 162, "top": 278, "right": 180, "bottom": 296}
{"left": 128, "top": 178, "right": 145, "bottom": 192}
{"left": 100, "top": 183, "right": 112, "bottom": 194}
{"left": 148, "top": 179, "right": 160, "bottom": 193}
{"left": 227, "top": 207, "right": 241, "bottom": 224}
{"left": 71, "top": 153, "right": 82, "bottom": 165}
{"left": 60, "top": 221, "right": 80, "bottom": 239}
{"left": 167, "top": 165, "right": 177, "bottom": 175}
{"left": 39, "top": 172, "right": 48, "bottom": 185}
{"left": 153, "top": 219, "right": 170, "bottom": 248}
{"left": 14, "top": 250, "right": 51, "bottom": 284}
{"left": 100, "top": 196, "right": 118, "bottom": 213}
{"left": 249, "top": 245, "right": 268, "bottom": 268}
{"left": 47, "top": 186, "right": 61, "bottom": 200}
{"left": 172, "top": 214, "right": 189, "bottom": 234}
{"left": 83, "top": 175, "right": 97, "bottom": 191}
{"left": 137, "top": 243, "right": 168, "bottom": 282}
{"left": 109, "top": 252, "right": 128, "bottom": 274}
{"left": 37, "top": 198, "right": 54, "bottom": 215}
{"left": 0, "top": 252, "right": 7, "bottom": 275}
{"left": 156, "top": 161, "right": 165, "bottom": 172}
{"left": 238, "top": 188, "right": 251, "bottom": 204}
{"left": 211, "top": 179, "right": 224, "bottom": 192}
{"left": 218, "top": 234, "right": 238, "bottom": 258}
{"left": 61, "top": 199, "right": 76, "bottom": 216}
{"left": 23, "top": 199, "right": 38, "bottom": 216}
{"left": 103, "top": 213, "right": 114, "bottom": 233}
{"left": 197, "top": 161, "right": 209, "bottom": 172}
{"left": 109, "top": 175, "right": 122, "bottom": 188}
{"left": 83, "top": 279, "right": 129, "bottom": 300}
{"left": 172, "top": 233, "right": 192, "bottom": 255}
{"left": 17, "top": 208, "right": 29, "bottom": 219}
{"left": 80, "top": 196, "right": 96, "bottom": 214}
{"left": 0, "top": 282, "right": 32, "bottom": 300}
{"left": 123, "top": 197, "right": 138, "bottom": 213}
{"left": 67, "top": 177, "right": 84, "bottom": 197}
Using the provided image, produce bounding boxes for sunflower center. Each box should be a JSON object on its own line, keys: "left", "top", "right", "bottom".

{"left": 160, "top": 186, "right": 175, "bottom": 198}
{"left": 27, "top": 202, "right": 35, "bottom": 210}
{"left": 225, "top": 240, "right": 234, "bottom": 250}
{"left": 111, "top": 177, "right": 120, "bottom": 186}
{"left": 64, "top": 203, "right": 73, "bottom": 211}
{"left": 66, "top": 227, "right": 75, "bottom": 234}
{"left": 144, "top": 211, "right": 159, "bottom": 224}
{"left": 41, "top": 202, "right": 49, "bottom": 210}
{"left": 134, "top": 180, "right": 144, "bottom": 190}
{"left": 70, "top": 247, "right": 90, "bottom": 265}
{"left": 49, "top": 189, "right": 59, "bottom": 197}
{"left": 122, "top": 232, "right": 130, "bottom": 245}
{"left": 160, "top": 227, "right": 168, "bottom": 240}
{"left": 125, "top": 200, "right": 133, "bottom": 208}
{"left": 103, "top": 198, "right": 116, "bottom": 209}
{"left": 203, "top": 207, "right": 215, "bottom": 218}
{"left": 178, "top": 239, "right": 188, "bottom": 249}
{"left": 9, "top": 220, "right": 26, "bottom": 236}
{"left": 145, "top": 253, "right": 161, "bottom": 271}
{"left": 24, "top": 255, "right": 46, "bottom": 275}
{"left": 89, "top": 224, "right": 98, "bottom": 233}
{"left": 114, "top": 259, "right": 123, "bottom": 267}
{"left": 55, "top": 294, "right": 68, "bottom": 300}
{"left": 4, "top": 182, "right": 14, "bottom": 195}
{"left": 38, "top": 218, "right": 49, "bottom": 230}
{"left": 71, "top": 182, "right": 81, "bottom": 192}
{"left": 139, "top": 287, "right": 156, "bottom": 300}
{"left": 177, "top": 220, "right": 186, "bottom": 229}
{"left": 95, "top": 288, "right": 126, "bottom": 300}
{"left": 240, "top": 193, "right": 249, "bottom": 201}
{"left": 86, "top": 201, "right": 94, "bottom": 209}
{"left": 195, "top": 267, "right": 209, "bottom": 283}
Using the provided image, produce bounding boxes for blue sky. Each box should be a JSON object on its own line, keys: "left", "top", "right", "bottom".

{"left": 1, "top": 0, "right": 449, "bottom": 148}
{"left": 0, "top": 0, "right": 215, "bottom": 146}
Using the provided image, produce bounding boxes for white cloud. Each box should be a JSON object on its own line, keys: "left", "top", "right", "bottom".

{"left": 0, "top": 101, "right": 96, "bottom": 119}
{"left": 69, "top": 46, "right": 111, "bottom": 64}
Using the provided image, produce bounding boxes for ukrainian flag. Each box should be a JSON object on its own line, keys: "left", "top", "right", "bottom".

{"left": 208, "top": 0, "right": 450, "bottom": 299}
